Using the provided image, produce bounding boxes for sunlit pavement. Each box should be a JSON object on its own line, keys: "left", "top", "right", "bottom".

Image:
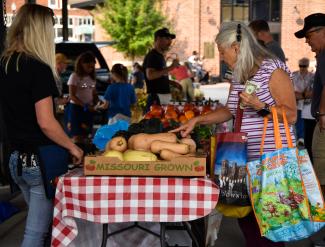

{"left": 0, "top": 186, "right": 324, "bottom": 247}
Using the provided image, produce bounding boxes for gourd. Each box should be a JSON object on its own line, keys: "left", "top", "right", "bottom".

{"left": 130, "top": 133, "right": 177, "bottom": 151}
{"left": 105, "top": 136, "right": 127, "bottom": 152}
{"left": 160, "top": 149, "right": 184, "bottom": 161}
{"left": 150, "top": 140, "right": 190, "bottom": 154}
{"left": 179, "top": 138, "right": 196, "bottom": 153}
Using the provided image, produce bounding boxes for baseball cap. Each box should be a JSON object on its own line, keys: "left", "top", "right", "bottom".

{"left": 295, "top": 13, "right": 325, "bottom": 38}
{"left": 154, "top": 28, "right": 176, "bottom": 39}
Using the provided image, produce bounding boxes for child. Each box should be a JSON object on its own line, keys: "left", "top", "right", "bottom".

{"left": 98, "top": 63, "right": 136, "bottom": 124}
{"left": 67, "top": 51, "right": 99, "bottom": 142}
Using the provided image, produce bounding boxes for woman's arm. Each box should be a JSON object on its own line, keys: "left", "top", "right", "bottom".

{"left": 170, "top": 107, "right": 233, "bottom": 137}
{"left": 240, "top": 69, "right": 297, "bottom": 124}
{"left": 268, "top": 69, "right": 297, "bottom": 123}
{"left": 35, "top": 96, "right": 83, "bottom": 164}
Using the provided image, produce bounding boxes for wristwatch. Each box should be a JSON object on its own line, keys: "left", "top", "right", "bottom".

{"left": 257, "top": 103, "right": 271, "bottom": 117}
{"left": 316, "top": 112, "right": 325, "bottom": 118}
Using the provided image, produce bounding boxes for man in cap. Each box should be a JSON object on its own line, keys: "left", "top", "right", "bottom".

{"left": 295, "top": 13, "right": 325, "bottom": 196}
{"left": 249, "top": 20, "right": 286, "bottom": 62}
{"left": 143, "top": 27, "right": 181, "bottom": 111}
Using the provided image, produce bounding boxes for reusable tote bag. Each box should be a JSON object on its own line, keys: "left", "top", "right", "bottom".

{"left": 298, "top": 149, "right": 325, "bottom": 222}
{"left": 247, "top": 107, "right": 325, "bottom": 242}
{"left": 211, "top": 96, "right": 250, "bottom": 208}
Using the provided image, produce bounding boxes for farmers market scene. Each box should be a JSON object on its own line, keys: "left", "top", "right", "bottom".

{"left": 1, "top": 0, "right": 325, "bottom": 246}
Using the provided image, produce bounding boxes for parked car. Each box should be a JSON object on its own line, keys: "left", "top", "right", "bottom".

{"left": 55, "top": 41, "right": 115, "bottom": 125}
{"left": 55, "top": 41, "right": 114, "bottom": 95}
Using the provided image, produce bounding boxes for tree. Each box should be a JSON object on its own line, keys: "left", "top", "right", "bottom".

{"left": 97, "top": 0, "right": 167, "bottom": 60}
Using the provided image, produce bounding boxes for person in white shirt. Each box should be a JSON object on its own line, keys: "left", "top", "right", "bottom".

{"left": 292, "top": 58, "right": 315, "bottom": 155}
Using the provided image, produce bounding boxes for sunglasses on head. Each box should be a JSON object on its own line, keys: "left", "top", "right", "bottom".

{"left": 236, "top": 24, "right": 242, "bottom": 42}
{"left": 299, "top": 65, "right": 308, "bottom": 68}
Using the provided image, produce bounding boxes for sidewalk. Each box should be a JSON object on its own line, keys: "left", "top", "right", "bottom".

{"left": 0, "top": 185, "right": 324, "bottom": 247}
{"left": 0, "top": 186, "right": 26, "bottom": 247}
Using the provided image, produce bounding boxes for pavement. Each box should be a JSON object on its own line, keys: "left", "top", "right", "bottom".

{"left": 0, "top": 185, "right": 325, "bottom": 247}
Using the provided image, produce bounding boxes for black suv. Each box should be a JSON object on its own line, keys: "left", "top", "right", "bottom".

{"left": 55, "top": 41, "right": 113, "bottom": 95}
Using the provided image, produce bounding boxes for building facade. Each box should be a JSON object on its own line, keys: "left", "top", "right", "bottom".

{"left": 5, "top": 0, "right": 94, "bottom": 42}
{"left": 3, "top": 0, "right": 325, "bottom": 77}
{"left": 97, "top": 0, "right": 325, "bottom": 77}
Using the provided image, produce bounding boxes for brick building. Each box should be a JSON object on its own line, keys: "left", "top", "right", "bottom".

{"left": 97, "top": 0, "right": 325, "bottom": 77}
{"left": 3, "top": 0, "right": 325, "bottom": 77}
{"left": 5, "top": 0, "right": 94, "bottom": 42}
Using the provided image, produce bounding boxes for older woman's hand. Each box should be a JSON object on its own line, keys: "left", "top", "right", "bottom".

{"left": 169, "top": 117, "right": 198, "bottom": 137}
{"left": 239, "top": 92, "right": 264, "bottom": 110}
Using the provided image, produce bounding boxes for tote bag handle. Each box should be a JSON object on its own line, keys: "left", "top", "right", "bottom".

{"left": 260, "top": 107, "right": 293, "bottom": 155}
{"left": 233, "top": 92, "right": 244, "bottom": 133}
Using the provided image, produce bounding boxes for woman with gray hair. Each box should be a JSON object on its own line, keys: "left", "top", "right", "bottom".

{"left": 171, "top": 21, "right": 296, "bottom": 246}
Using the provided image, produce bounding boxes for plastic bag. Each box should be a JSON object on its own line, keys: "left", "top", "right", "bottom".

{"left": 92, "top": 120, "right": 129, "bottom": 151}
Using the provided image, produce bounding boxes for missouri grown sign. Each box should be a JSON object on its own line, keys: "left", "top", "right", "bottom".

{"left": 84, "top": 155, "right": 206, "bottom": 177}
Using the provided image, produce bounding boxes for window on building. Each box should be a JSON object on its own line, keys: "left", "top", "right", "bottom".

{"left": 79, "top": 18, "right": 82, "bottom": 25}
{"left": 69, "top": 18, "right": 73, "bottom": 25}
{"left": 221, "top": 0, "right": 249, "bottom": 22}
{"left": 204, "top": 42, "right": 215, "bottom": 59}
{"left": 48, "top": 0, "right": 58, "bottom": 8}
{"left": 68, "top": 28, "right": 73, "bottom": 37}
{"left": 251, "top": 0, "right": 280, "bottom": 22}
{"left": 57, "top": 28, "right": 62, "bottom": 37}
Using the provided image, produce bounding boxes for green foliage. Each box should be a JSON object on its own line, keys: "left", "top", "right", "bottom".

{"left": 96, "top": 0, "right": 167, "bottom": 59}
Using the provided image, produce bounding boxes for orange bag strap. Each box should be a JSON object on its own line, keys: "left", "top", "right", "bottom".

{"left": 272, "top": 107, "right": 282, "bottom": 149}
{"left": 260, "top": 117, "right": 268, "bottom": 155}
{"left": 282, "top": 107, "right": 293, "bottom": 148}
{"left": 261, "top": 107, "right": 293, "bottom": 154}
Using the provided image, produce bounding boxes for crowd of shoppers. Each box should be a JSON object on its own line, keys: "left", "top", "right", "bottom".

{"left": 1, "top": 2, "right": 325, "bottom": 247}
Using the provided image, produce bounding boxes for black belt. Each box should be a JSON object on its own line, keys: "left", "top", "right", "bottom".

{"left": 15, "top": 152, "right": 39, "bottom": 176}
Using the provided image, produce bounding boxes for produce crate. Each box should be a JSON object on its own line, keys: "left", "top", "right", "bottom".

{"left": 84, "top": 154, "right": 206, "bottom": 177}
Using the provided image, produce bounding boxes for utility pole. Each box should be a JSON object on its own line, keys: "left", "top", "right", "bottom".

{"left": 62, "top": 0, "right": 68, "bottom": 41}
{"left": 0, "top": 0, "right": 6, "bottom": 54}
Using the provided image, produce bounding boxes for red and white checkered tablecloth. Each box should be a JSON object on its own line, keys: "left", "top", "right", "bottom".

{"left": 51, "top": 168, "right": 219, "bottom": 247}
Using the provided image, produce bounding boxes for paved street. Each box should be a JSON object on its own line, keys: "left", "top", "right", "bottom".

{"left": 0, "top": 186, "right": 324, "bottom": 247}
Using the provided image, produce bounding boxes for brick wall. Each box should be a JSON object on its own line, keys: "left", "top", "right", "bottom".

{"left": 5, "top": 0, "right": 325, "bottom": 77}
{"left": 281, "top": 0, "right": 325, "bottom": 73}
{"left": 5, "top": 0, "right": 90, "bottom": 17}
{"left": 95, "top": 0, "right": 221, "bottom": 75}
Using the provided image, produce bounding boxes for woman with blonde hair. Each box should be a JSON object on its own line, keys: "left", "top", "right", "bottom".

{"left": 171, "top": 21, "right": 296, "bottom": 247}
{"left": 0, "top": 4, "right": 83, "bottom": 247}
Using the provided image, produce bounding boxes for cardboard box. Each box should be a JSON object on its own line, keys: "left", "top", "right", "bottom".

{"left": 84, "top": 154, "right": 206, "bottom": 177}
